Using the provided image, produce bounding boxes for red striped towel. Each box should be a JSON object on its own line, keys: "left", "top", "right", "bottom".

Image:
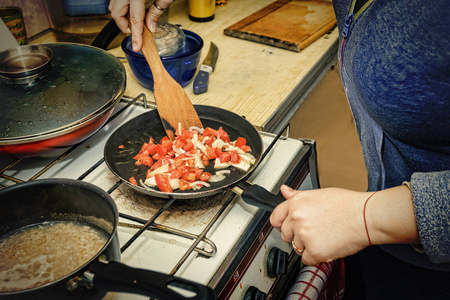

{"left": 286, "top": 259, "right": 345, "bottom": 300}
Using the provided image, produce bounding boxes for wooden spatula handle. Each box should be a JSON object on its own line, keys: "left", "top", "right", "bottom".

{"left": 139, "top": 25, "right": 203, "bottom": 140}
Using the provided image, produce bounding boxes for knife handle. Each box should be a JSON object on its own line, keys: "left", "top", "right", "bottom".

{"left": 193, "top": 67, "right": 211, "bottom": 94}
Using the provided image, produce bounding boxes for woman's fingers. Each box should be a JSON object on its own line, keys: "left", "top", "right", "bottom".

{"left": 270, "top": 187, "right": 374, "bottom": 265}
{"left": 109, "top": 0, "right": 132, "bottom": 34}
{"left": 145, "top": 0, "right": 173, "bottom": 32}
{"left": 109, "top": 0, "right": 174, "bottom": 52}
{"left": 128, "top": 0, "right": 146, "bottom": 52}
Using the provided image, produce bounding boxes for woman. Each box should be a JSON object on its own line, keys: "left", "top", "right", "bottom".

{"left": 109, "top": 0, "right": 450, "bottom": 298}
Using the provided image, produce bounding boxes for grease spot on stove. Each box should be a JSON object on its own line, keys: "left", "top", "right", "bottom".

{"left": 169, "top": 239, "right": 177, "bottom": 244}
{"left": 110, "top": 182, "right": 235, "bottom": 233}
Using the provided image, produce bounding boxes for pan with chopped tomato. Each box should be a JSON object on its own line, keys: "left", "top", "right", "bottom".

{"left": 105, "top": 105, "right": 262, "bottom": 199}
{"left": 104, "top": 105, "right": 283, "bottom": 210}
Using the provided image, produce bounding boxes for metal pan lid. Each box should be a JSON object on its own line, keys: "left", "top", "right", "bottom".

{"left": 0, "top": 45, "right": 53, "bottom": 82}
{"left": 0, "top": 43, "right": 126, "bottom": 141}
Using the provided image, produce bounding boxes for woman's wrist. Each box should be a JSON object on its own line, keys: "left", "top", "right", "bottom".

{"left": 365, "top": 185, "right": 420, "bottom": 245}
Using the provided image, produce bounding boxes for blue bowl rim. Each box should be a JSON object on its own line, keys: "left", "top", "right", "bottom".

{"left": 121, "top": 29, "right": 204, "bottom": 61}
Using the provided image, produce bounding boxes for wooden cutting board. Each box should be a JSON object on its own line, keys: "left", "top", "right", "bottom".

{"left": 224, "top": 0, "right": 336, "bottom": 52}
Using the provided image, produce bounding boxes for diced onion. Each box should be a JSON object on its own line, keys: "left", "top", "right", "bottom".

{"left": 240, "top": 153, "right": 256, "bottom": 164}
{"left": 173, "top": 146, "right": 185, "bottom": 155}
{"left": 231, "top": 160, "right": 251, "bottom": 171}
{"left": 212, "top": 139, "right": 225, "bottom": 149}
{"left": 190, "top": 181, "right": 211, "bottom": 190}
{"left": 216, "top": 170, "right": 231, "bottom": 175}
{"left": 146, "top": 164, "right": 170, "bottom": 178}
{"left": 208, "top": 174, "right": 226, "bottom": 182}
{"left": 214, "top": 158, "right": 231, "bottom": 169}
{"left": 208, "top": 169, "right": 232, "bottom": 182}
{"left": 139, "top": 179, "right": 157, "bottom": 191}
{"left": 194, "top": 153, "right": 205, "bottom": 168}
{"left": 189, "top": 126, "right": 204, "bottom": 134}
{"left": 169, "top": 179, "right": 180, "bottom": 190}
{"left": 143, "top": 177, "right": 156, "bottom": 187}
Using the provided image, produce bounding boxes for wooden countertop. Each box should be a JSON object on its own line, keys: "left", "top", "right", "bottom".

{"left": 35, "top": 0, "right": 339, "bottom": 131}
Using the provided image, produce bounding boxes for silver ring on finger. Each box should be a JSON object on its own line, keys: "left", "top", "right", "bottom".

{"left": 292, "top": 241, "right": 305, "bottom": 255}
{"left": 153, "top": 3, "right": 166, "bottom": 11}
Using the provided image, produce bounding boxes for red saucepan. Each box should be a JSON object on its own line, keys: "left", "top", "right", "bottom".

{"left": 0, "top": 43, "right": 126, "bottom": 157}
{"left": 104, "top": 105, "right": 285, "bottom": 211}
{"left": 0, "top": 178, "right": 216, "bottom": 299}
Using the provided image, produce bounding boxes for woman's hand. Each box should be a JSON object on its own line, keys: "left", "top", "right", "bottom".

{"left": 270, "top": 185, "right": 418, "bottom": 266}
{"left": 109, "top": 0, "right": 173, "bottom": 52}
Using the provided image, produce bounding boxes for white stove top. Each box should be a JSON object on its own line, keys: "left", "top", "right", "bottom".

{"left": 0, "top": 99, "right": 305, "bottom": 299}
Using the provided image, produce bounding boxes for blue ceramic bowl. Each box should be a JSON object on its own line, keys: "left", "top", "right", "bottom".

{"left": 122, "top": 30, "right": 203, "bottom": 91}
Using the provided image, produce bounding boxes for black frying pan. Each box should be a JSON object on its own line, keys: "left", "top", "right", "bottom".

{"left": 104, "top": 105, "right": 262, "bottom": 198}
{"left": 104, "top": 105, "right": 285, "bottom": 211}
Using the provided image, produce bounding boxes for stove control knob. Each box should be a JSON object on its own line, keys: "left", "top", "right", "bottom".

{"left": 267, "top": 247, "right": 288, "bottom": 278}
{"left": 244, "top": 286, "right": 267, "bottom": 300}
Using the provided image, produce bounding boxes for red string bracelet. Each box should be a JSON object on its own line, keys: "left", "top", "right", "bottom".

{"left": 363, "top": 191, "right": 377, "bottom": 246}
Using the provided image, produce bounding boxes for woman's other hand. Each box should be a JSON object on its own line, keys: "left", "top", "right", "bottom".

{"left": 109, "top": 0, "right": 173, "bottom": 52}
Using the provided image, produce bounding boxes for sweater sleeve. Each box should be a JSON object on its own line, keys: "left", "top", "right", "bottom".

{"left": 411, "top": 170, "right": 450, "bottom": 263}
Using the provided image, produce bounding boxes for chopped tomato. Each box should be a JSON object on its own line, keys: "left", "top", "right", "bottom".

{"left": 173, "top": 156, "right": 183, "bottom": 167}
{"left": 174, "top": 136, "right": 186, "bottom": 149}
{"left": 156, "top": 144, "right": 167, "bottom": 157}
{"left": 216, "top": 127, "right": 230, "bottom": 143}
{"left": 139, "top": 142, "right": 149, "bottom": 154}
{"left": 203, "top": 127, "right": 217, "bottom": 137}
{"left": 215, "top": 147, "right": 224, "bottom": 157}
{"left": 205, "top": 147, "right": 217, "bottom": 159}
{"left": 147, "top": 143, "right": 158, "bottom": 155}
{"left": 162, "top": 141, "right": 173, "bottom": 151}
{"left": 119, "top": 144, "right": 125, "bottom": 149}
{"left": 182, "top": 128, "right": 194, "bottom": 139}
{"left": 235, "top": 137, "right": 247, "bottom": 148}
{"left": 201, "top": 153, "right": 210, "bottom": 166}
{"left": 170, "top": 168, "right": 183, "bottom": 179}
{"left": 182, "top": 172, "right": 197, "bottom": 182}
{"left": 167, "top": 150, "right": 175, "bottom": 158}
{"left": 230, "top": 151, "right": 241, "bottom": 164}
{"left": 183, "top": 139, "right": 194, "bottom": 151}
{"left": 179, "top": 180, "right": 191, "bottom": 191}
{"left": 200, "top": 172, "right": 211, "bottom": 181}
{"left": 192, "top": 168, "right": 204, "bottom": 180}
{"left": 151, "top": 159, "right": 162, "bottom": 170}
{"left": 185, "top": 158, "right": 195, "bottom": 168}
{"left": 152, "top": 152, "right": 160, "bottom": 161}
{"left": 154, "top": 174, "right": 172, "bottom": 193}
{"left": 239, "top": 145, "right": 251, "bottom": 153}
{"left": 129, "top": 177, "right": 138, "bottom": 186}
{"left": 219, "top": 152, "right": 231, "bottom": 163}
{"left": 139, "top": 155, "right": 153, "bottom": 167}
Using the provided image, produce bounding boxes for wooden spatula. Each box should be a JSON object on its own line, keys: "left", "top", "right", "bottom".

{"left": 141, "top": 26, "right": 203, "bottom": 140}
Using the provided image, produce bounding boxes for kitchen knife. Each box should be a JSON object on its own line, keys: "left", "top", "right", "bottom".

{"left": 193, "top": 41, "right": 218, "bottom": 94}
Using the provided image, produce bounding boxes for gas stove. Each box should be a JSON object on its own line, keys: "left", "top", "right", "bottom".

{"left": 0, "top": 94, "right": 319, "bottom": 299}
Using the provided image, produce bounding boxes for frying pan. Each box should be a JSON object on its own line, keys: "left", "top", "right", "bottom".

{"left": 104, "top": 105, "right": 285, "bottom": 210}
{"left": 0, "top": 179, "right": 215, "bottom": 300}
{"left": 0, "top": 43, "right": 126, "bottom": 158}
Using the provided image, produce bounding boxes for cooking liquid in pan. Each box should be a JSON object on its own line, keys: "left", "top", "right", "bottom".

{"left": 0, "top": 221, "right": 107, "bottom": 292}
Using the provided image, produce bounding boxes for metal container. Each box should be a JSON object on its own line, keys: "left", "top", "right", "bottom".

{"left": 0, "top": 6, "right": 27, "bottom": 45}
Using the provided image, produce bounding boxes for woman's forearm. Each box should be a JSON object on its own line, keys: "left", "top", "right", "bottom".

{"left": 368, "top": 185, "right": 420, "bottom": 245}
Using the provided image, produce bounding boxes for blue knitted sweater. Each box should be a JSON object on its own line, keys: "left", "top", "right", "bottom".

{"left": 333, "top": 0, "right": 450, "bottom": 271}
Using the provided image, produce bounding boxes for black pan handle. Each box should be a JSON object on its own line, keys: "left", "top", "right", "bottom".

{"left": 91, "top": 19, "right": 122, "bottom": 50}
{"left": 89, "top": 260, "right": 217, "bottom": 300}
{"left": 236, "top": 182, "right": 286, "bottom": 212}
